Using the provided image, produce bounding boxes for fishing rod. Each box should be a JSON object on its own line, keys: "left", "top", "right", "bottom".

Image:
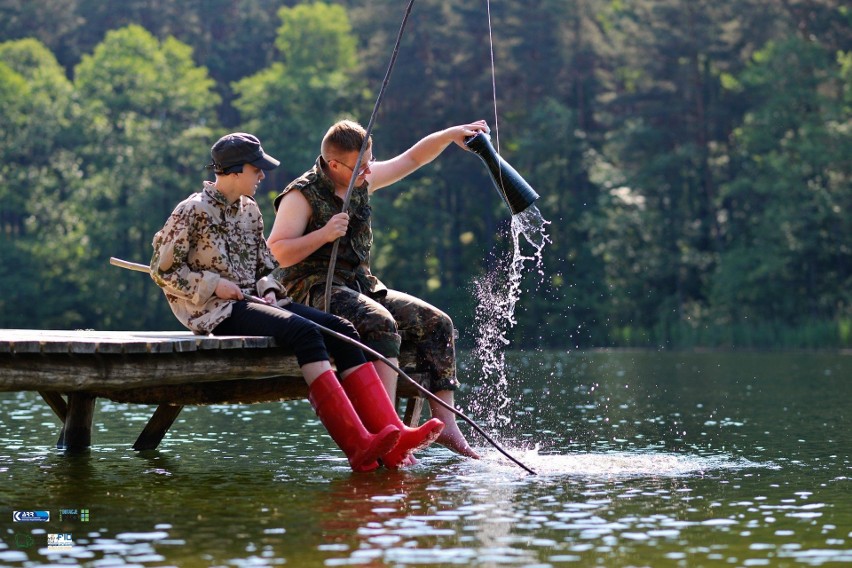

{"left": 110, "top": 257, "right": 536, "bottom": 475}
{"left": 322, "top": 0, "right": 416, "bottom": 313}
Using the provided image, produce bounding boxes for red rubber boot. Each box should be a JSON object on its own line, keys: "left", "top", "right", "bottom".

{"left": 343, "top": 363, "right": 444, "bottom": 468}
{"left": 308, "top": 369, "right": 400, "bottom": 472}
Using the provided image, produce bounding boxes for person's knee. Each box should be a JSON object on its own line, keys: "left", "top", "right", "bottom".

{"left": 430, "top": 375, "right": 460, "bottom": 393}
{"left": 437, "top": 312, "right": 454, "bottom": 334}
{"left": 288, "top": 327, "right": 330, "bottom": 368}
{"left": 371, "top": 313, "right": 398, "bottom": 336}
{"left": 283, "top": 319, "right": 324, "bottom": 347}
{"left": 352, "top": 310, "right": 399, "bottom": 351}
{"left": 326, "top": 315, "right": 361, "bottom": 339}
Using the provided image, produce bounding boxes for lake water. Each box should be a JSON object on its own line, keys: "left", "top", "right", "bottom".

{"left": 1, "top": 350, "right": 849, "bottom": 567}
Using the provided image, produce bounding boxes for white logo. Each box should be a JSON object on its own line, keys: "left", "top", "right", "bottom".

{"left": 47, "top": 533, "right": 74, "bottom": 550}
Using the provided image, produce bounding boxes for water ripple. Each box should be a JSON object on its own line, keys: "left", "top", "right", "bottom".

{"left": 467, "top": 447, "right": 767, "bottom": 479}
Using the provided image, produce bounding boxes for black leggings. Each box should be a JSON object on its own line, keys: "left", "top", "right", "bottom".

{"left": 212, "top": 300, "right": 371, "bottom": 372}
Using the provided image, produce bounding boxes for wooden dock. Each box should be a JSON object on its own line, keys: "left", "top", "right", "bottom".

{"left": 0, "top": 329, "right": 427, "bottom": 452}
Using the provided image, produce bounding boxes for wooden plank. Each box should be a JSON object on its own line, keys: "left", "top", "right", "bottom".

{"left": 95, "top": 377, "right": 308, "bottom": 405}
{"left": 0, "top": 348, "right": 303, "bottom": 392}
{"left": 97, "top": 341, "right": 155, "bottom": 354}
{"left": 214, "top": 336, "right": 253, "bottom": 349}
{"left": 239, "top": 336, "right": 276, "bottom": 348}
{"left": 0, "top": 331, "right": 138, "bottom": 355}
{"left": 168, "top": 338, "right": 200, "bottom": 353}
{"left": 6, "top": 339, "right": 44, "bottom": 353}
{"left": 69, "top": 342, "right": 98, "bottom": 354}
{"left": 41, "top": 341, "right": 72, "bottom": 354}
{"left": 196, "top": 335, "right": 223, "bottom": 349}
{"left": 133, "top": 404, "right": 184, "bottom": 451}
{"left": 1, "top": 344, "right": 424, "bottom": 394}
{"left": 0, "top": 330, "right": 280, "bottom": 355}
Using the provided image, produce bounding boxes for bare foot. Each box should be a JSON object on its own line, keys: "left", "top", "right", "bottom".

{"left": 429, "top": 389, "right": 481, "bottom": 459}
{"left": 435, "top": 421, "right": 481, "bottom": 459}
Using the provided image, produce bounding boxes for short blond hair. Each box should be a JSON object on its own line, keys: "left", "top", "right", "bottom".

{"left": 321, "top": 120, "right": 372, "bottom": 159}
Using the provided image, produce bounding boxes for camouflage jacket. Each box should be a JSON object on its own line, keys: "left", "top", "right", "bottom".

{"left": 272, "top": 158, "right": 386, "bottom": 304}
{"left": 151, "top": 181, "right": 284, "bottom": 334}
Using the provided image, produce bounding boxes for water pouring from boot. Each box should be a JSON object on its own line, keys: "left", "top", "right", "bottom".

{"left": 464, "top": 132, "right": 551, "bottom": 431}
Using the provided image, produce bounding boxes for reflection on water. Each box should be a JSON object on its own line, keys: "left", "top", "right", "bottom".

{"left": 1, "top": 350, "right": 850, "bottom": 566}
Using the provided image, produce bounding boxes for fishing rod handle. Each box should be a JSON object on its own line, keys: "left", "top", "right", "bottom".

{"left": 109, "top": 257, "right": 150, "bottom": 273}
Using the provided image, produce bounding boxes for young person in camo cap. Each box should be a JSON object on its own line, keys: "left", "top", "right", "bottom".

{"left": 150, "top": 132, "right": 443, "bottom": 471}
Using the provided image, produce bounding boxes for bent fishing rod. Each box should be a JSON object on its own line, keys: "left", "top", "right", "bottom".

{"left": 322, "top": 0, "right": 416, "bottom": 313}
{"left": 110, "top": 257, "right": 536, "bottom": 475}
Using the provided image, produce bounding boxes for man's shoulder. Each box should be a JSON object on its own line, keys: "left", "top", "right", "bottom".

{"left": 275, "top": 169, "right": 319, "bottom": 211}
{"left": 285, "top": 169, "right": 320, "bottom": 193}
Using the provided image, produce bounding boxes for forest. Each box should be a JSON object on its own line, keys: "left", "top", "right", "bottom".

{"left": 0, "top": 0, "right": 849, "bottom": 349}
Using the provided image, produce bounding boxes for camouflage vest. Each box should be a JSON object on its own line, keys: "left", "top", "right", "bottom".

{"left": 272, "top": 158, "right": 386, "bottom": 304}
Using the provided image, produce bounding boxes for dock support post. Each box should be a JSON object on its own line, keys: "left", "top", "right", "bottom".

{"left": 61, "top": 393, "right": 96, "bottom": 452}
{"left": 39, "top": 391, "right": 69, "bottom": 448}
{"left": 402, "top": 395, "right": 424, "bottom": 427}
{"left": 133, "top": 404, "right": 184, "bottom": 451}
{"left": 39, "top": 391, "right": 68, "bottom": 422}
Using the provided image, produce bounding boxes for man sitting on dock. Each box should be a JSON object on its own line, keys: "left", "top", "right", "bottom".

{"left": 150, "top": 132, "right": 444, "bottom": 471}
{"left": 267, "top": 120, "right": 489, "bottom": 460}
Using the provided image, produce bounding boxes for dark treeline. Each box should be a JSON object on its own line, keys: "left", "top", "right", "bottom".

{"left": 0, "top": 0, "right": 849, "bottom": 349}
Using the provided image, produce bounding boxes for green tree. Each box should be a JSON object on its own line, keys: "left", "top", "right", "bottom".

{"left": 1, "top": 0, "right": 849, "bottom": 347}
{"left": 516, "top": 98, "right": 604, "bottom": 348}
{"left": 233, "top": 1, "right": 362, "bottom": 209}
{"left": 0, "top": 0, "right": 81, "bottom": 70}
{"left": 586, "top": 0, "right": 778, "bottom": 346}
{"left": 0, "top": 38, "right": 85, "bottom": 328}
{"left": 711, "top": 38, "right": 851, "bottom": 345}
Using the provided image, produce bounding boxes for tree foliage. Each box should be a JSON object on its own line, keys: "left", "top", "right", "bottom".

{"left": 0, "top": 0, "right": 848, "bottom": 348}
{"left": 233, "top": 1, "right": 364, "bottom": 201}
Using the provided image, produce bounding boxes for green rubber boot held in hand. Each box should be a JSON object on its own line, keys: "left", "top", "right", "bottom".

{"left": 308, "top": 369, "right": 401, "bottom": 472}
{"left": 343, "top": 363, "right": 445, "bottom": 468}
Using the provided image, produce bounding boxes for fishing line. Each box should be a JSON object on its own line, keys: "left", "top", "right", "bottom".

{"left": 323, "top": 0, "right": 417, "bottom": 313}
{"left": 486, "top": 0, "right": 500, "bottom": 154}
{"left": 481, "top": 0, "right": 507, "bottom": 199}
{"left": 110, "top": 257, "right": 536, "bottom": 475}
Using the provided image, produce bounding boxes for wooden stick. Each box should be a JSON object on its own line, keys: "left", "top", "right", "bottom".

{"left": 110, "top": 257, "right": 150, "bottom": 273}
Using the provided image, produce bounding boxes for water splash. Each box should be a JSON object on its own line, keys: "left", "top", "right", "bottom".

{"left": 471, "top": 206, "right": 550, "bottom": 427}
{"left": 473, "top": 447, "right": 769, "bottom": 479}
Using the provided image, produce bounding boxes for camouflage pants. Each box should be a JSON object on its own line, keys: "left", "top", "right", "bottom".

{"left": 308, "top": 285, "right": 459, "bottom": 392}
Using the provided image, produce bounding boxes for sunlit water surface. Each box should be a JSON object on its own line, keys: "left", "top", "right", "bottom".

{"left": 1, "top": 350, "right": 849, "bottom": 567}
